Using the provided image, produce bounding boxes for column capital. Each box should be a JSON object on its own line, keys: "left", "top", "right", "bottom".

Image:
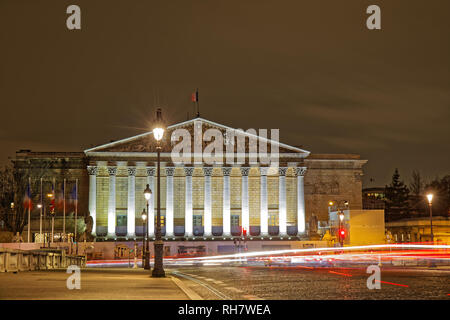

{"left": 203, "top": 167, "right": 213, "bottom": 176}
{"left": 260, "top": 167, "right": 269, "bottom": 176}
{"left": 278, "top": 167, "right": 288, "bottom": 176}
{"left": 222, "top": 167, "right": 232, "bottom": 176}
{"left": 240, "top": 167, "right": 250, "bottom": 176}
{"left": 87, "top": 166, "right": 98, "bottom": 176}
{"left": 184, "top": 167, "right": 194, "bottom": 176}
{"left": 295, "top": 167, "right": 307, "bottom": 177}
{"left": 146, "top": 167, "right": 155, "bottom": 176}
{"left": 127, "top": 167, "right": 136, "bottom": 176}
{"left": 107, "top": 166, "right": 117, "bottom": 176}
{"left": 165, "top": 167, "right": 175, "bottom": 176}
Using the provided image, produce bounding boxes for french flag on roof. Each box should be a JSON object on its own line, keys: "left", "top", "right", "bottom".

{"left": 191, "top": 89, "right": 198, "bottom": 102}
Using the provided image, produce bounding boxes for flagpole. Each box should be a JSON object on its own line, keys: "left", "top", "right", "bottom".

{"left": 39, "top": 177, "right": 43, "bottom": 244}
{"left": 63, "top": 178, "right": 66, "bottom": 243}
{"left": 51, "top": 177, "right": 55, "bottom": 244}
{"left": 75, "top": 178, "right": 78, "bottom": 255}
{"left": 196, "top": 88, "right": 200, "bottom": 117}
{"left": 27, "top": 177, "right": 31, "bottom": 243}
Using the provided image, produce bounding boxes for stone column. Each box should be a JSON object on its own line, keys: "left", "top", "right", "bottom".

{"left": 184, "top": 167, "right": 194, "bottom": 237}
{"left": 241, "top": 167, "right": 250, "bottom": 235}
{"left": 107, "top": 166, "right": 117, "bottom": 238}
{"left": 147, "top": 167, "right": 155, "bottom": 237}
{"left": 296, "top": 167, "right": 307, "bottom": 234}
{"left": 87, "top": 166, "right": 98, "bottom": 236}
{"left": 260, "top": 167, "right": 269, "bottom": 236}
{"left": 222, "top": 167, "right": 232, "bottom": 236}
{"left": 127, "top": 167, "right": 136, "bottom": 237}
{"left": 203, "top": 167, "right": 213, "bottom": 237}
{"left": 165, "top": 167, "right": 174, "bottom": 237}
{"left": 278, "top": 167, "right": 287, "bottom": 236}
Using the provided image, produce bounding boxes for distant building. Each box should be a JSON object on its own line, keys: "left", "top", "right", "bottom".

{"left": 386, "top": 217, "right": 450, "bottom": 243}
{"left": 362, "top": 187, "right": 385, "bottom": 210}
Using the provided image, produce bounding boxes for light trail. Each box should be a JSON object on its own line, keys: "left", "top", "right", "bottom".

{"left": 375, "top": 280, "right": 409, "bottom": 288}
{"left": 174, "top": 243, "right": 450, "bottom": 262}
{"left": 328, "top": 271, "right": 353, "bottom": 277}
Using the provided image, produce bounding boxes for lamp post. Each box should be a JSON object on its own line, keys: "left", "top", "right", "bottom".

{"left": 152, "top": 108, "right": 166, "bottom": 277}
{"left": 37, "top": 203, "right": 43, "bottom": 244}
{"left": 141, "top": 209, "right": 147, "bottom": 268}
{"left": 338, "top": 211, "right": 345, "bottom": 247}
{"left": 329, "top": 200, "right": 348, "bottom": 247}
{"left": 144, "top": 184, "right": 152, "bottom": 270}
{"left": 426, "top": 194, "right": 434, "bottom": 243}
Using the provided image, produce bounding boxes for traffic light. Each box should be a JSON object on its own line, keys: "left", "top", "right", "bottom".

{"left": 242, "top": 228, "right": 247, "bottom": 237}
{"left": 338, "top": 228, "right": 346, "bottom": 239}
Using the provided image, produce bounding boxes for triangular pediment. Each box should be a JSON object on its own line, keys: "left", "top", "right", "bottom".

{"left": 84, "top": 117, "right": 310, "bottom": 157}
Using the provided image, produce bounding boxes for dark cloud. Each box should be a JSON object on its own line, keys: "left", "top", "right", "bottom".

{"left": 0, "top": 0, "right": 449, "bottom": 187}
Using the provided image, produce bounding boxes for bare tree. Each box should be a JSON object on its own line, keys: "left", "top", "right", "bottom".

{"left": 410, "top": 170, "right": 423, "bottom": 196}
{"left": 0, "top": 160, "right": 55, "bottom": 234}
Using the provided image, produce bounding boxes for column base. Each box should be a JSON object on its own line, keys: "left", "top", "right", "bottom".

{"left": 152, "top": 241, "right": 165, "bottom": 278}
{"left": 185, "top": 233, "right": 193, "bottom": 238}
{"left": 260, "top": 232, "right": 269, "bottom": 237}
{"left": 106, "top": 233, "right": 116, "bottom": 239}
{"left": 165, "top": 232, "right": 174, "bottom": 238}
{"left": 126, "top": 233, "right": 136, "bottom": 238}
{"left": 222, "top": 233, "right": 232, "bottom": 237}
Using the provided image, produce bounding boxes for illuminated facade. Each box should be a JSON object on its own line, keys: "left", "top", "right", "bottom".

{"left": 13, "top": 117, "right": 367, "bottom": 242}
{"left": 84, "top": 118, "right": 367, "bottom": 240}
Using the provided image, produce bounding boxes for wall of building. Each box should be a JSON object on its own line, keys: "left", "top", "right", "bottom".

{"left": 348, "top": 210, "right": 385, "bottom": 246}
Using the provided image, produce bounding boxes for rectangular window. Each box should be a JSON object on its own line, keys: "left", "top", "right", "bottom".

{"left": 116, "top": 214, "right": 127, "bottom": 227}
{"left": 231, "top": 215, "right": 240, "bottom": 226}
{"left": 155, "top": 215, "right": 165, "bottom": 226}
{"left": 269, "top": 214, "right": 277, "bottom": 226}
{"left": 193, "top": 215, "right": 202, "bottom": 226}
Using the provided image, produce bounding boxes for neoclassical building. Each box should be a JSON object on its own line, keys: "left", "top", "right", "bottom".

{"left": 13, "top": 117, "right": 367, "bottom": 241}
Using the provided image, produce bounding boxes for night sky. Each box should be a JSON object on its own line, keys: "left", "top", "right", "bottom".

{"left": 1, "top": 0, "right": 449, "bottom": 187}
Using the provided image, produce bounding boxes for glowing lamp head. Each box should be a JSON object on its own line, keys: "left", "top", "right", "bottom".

{"left": 37, "top": 204, "right": 42, "bottom": 209}
{"left": 46, "top": 193, "right": 53, "bottom": 198}
{"left": 144, "top": 184, "right": 152, "bottom": 201}
{"left": 152, "top": 108, "right": 165, "bottom": 141}
{"left": 339, "top": 212, "right": 345, "bottom": 222}
{"left": 426, "top": 193, "right": 433, "bottom": 204}
{"left": 328, "top": 201, "right": 334, "bottom": 206}
{"left": 141, "top": 209, "right": 147, "bottom": 221}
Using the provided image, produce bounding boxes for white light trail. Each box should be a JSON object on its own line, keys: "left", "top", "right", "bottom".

{"left": 175, "top": 244, "right": 450, "bottom": 262}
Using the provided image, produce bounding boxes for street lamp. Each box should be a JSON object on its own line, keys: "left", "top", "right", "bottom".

{"left": 426, "top": 193, "right": 434, "bottom": 243}
{"left": 152, "top": 108, "right": 166, "bottom": 278}
{"left": 141, "top": 209, "right": 148, "bottom": 269}
{"left": 143, "top": 184, "right": 152, "bottom": 270}
{"left": 328, "top": 200, "right": 349, "bottom": 247}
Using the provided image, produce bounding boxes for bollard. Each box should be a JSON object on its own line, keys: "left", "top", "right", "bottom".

{"left": 6, "top": 250, "right": 19, "bottom": 272}
{"left": 39, "top": 252, "right": 46, "bottom": 270}
{"left": 46, "top": 253, "right": 53, "bottom": 269}
{"left": 18, "top": 252, "right": 30, "bottom": 272}
{"left": 30, "top": 253, "right": 38, "bottom": 271}
{"left": 0, "top": 249, "right": 6, "bottom": 272}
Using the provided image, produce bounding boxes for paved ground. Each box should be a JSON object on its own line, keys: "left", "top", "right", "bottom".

{"left": 1, "top": 265, "right": 449, "bottom": 300}
{"left": 171, "top": 265, "right": 450, "bottom": 300}
{"left": 0, "top": 268, "right": 189, "bottom": 300}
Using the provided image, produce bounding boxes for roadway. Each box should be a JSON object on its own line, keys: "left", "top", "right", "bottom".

{"left": 170, "top": 265, "right": 450, "bottom": 300}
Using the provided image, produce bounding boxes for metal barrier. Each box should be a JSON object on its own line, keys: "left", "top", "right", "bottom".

{"left": 0, "top": 247, "right": 85, "bottom": 273}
